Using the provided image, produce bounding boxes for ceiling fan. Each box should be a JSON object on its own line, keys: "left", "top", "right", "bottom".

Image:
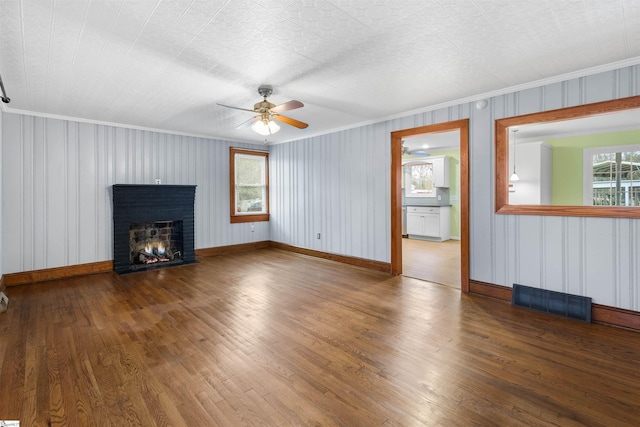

{"left": 402, "top": 140, "right": 429, "bottom": 157}
{"left": 218, "top": 85, "right": 308, "bottom": 136}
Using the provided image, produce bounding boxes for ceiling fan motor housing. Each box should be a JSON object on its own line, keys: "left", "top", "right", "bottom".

{"left": 254, "top": 100, "right": 276, "bottom": 113}
{"left": 257, "top": 85, "right": 273, "bottom": 99}
{"left": 256, "top": 85, "right": 275, "bottom": 115}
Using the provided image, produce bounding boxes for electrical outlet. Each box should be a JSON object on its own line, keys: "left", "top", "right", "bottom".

{"left": 155, "top": 178, "right": 161, "bottom": 185}
{"left": 250, "top": 223, "right": 255, "bottom": 232}
{"left": 0, "top": 292, "right": 8, "bottom": 313}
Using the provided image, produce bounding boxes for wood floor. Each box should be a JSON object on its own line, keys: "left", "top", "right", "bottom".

{"left": 402, "top": 238, "right": 460, "bottom": 289}
{"left": 1, "top": 249, "right": 639, "bottom": 426}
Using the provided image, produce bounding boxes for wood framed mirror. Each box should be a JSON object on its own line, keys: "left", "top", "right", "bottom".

{"left": 495, "top": 95, "right": 640, "bottom": 218}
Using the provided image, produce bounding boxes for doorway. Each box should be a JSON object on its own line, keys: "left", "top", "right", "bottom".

{"left": 390, "top": 119, "right": 470, "bottom": 292}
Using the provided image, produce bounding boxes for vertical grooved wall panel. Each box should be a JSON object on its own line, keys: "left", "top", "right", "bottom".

{"left": 1, "top": 114, "right": 265, "bottom": 274}
{"left": 0, "top": 111, "right": 2, "bottom": 276}
{"left": 270, "top": 124, "right": 389, "bottom": 262}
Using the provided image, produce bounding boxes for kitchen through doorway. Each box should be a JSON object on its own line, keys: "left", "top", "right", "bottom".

{"left": 391, "top": 119, "right": 469, "bottom": 291}
{"left": 400, "top": 129, "right": 461, "bottom": 289}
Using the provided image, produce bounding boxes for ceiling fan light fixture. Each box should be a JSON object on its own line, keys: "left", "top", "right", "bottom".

{"left": 252, "top": 119, "right": 280, "bottom": 135}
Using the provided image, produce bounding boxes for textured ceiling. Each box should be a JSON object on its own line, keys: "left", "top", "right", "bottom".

{"left": 1, "top": 0, "right": 639, "bottom": 144}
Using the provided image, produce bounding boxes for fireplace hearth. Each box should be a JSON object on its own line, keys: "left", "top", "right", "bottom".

{"left": 112, "top": 184, "right": 197, "bottom": 274}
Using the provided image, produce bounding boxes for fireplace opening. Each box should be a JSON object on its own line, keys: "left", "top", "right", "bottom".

{"left": 129, "top": 221, "right": 183, "bottom": 270}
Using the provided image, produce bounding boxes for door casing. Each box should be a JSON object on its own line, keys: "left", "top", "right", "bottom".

{"left": 390, "top": 119, "right": 470, "bottom": 292}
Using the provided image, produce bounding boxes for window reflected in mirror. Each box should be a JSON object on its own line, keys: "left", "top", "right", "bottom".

{"left": 586, "top": 145, "right": 640, "bottom": 206}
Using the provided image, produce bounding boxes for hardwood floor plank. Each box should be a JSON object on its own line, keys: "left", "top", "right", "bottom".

{"left": 45, "top": 340, "right": 72, "bottom": 426}
{"left": 34, "top": 345, "right": 50, "bottom": 426}
{"left": 192, "top": 389, "right": 237, "bottom": 426}
{"left": 2, "top": 248, "right": 640, "bottom": 425}
{"left": 0, "top": 331, "right": 25, "bottom": 418}
{"left": 402, "top": 238, "right": 461, "bottom": 289}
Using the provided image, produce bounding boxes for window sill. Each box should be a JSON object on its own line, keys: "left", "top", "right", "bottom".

{"left": 231, "top": 214, "right": 270, "bottom": 223}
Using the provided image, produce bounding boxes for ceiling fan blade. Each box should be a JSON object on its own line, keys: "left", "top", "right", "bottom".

{"left": 271, "top": 100, "right": 304, "bottom": 113}
{"left": 273, "top": 114, "right": 308, "bottom": 129}
{"left": 217, "top": 103, "right": 257, "bottom": 113}
{"left": 410, "top": 150, "right": 430, "bottom": 157}
{"left": 235, "top": 116, "right": 260, "bottom": 129}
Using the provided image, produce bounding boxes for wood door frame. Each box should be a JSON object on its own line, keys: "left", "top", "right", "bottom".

{"left": 391, "top": 119, "right": 470, "bottom": 292}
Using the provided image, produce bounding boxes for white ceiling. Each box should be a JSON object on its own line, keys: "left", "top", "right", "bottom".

{"left": 402, "top": 130, "right": 460, "bottom": 154}
{"left": 1, "top": 0, "right": 639, "bottom": 145}
{"left": 515, "top": 108, "right": 640, "bottom": 142}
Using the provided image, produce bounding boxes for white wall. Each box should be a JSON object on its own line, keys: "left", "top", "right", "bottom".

{"left": 0, "top": 110, "right": 3, "bottom": 277}
{"left": 270, "top": 65, "right": 640, "bottom": 311}
{"left": 270, "top": 125, "right": 391, "bottom": 261}
{"left": 1, "top": 114, "right": 267, "bottom": 274}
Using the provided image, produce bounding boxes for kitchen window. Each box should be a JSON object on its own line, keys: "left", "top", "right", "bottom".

{"left": 230, "top": 147, "right": 269, "bottom": 223}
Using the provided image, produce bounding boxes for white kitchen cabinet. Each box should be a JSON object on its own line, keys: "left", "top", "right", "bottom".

{"left": 406, "top": 212, "right": 426, "bottom": 236}
{"left": 431, "top": 155, "right": 450, "bottom": 188}
{"left": 406, "top": 206, "right": 451, "bottom": 241}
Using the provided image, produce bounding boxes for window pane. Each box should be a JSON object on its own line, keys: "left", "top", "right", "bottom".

{"left": 236, "top": 155, "right": 264, "bottom": 185}
{"left": 591, "top": 149, "right": 640, "bottom": 206}
{"left": 410, "top": 164, "right": 433, "bottom": 193}
{"left": 236, "top": 186, "right": 265, "bottom": 213}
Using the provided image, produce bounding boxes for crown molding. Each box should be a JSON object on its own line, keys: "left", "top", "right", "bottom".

{"left": 275, "top": 57, "right": 640, "bottom": 144}
{"left": 1, "top": 106, "right": 257, "bottom": 145}
{"left": 3, "top": 58, "right": 639, "bottom": 147}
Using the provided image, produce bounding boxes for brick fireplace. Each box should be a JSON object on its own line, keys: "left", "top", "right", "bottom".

{"left": 112, "top": 184, "right": 197, "bottom": 274}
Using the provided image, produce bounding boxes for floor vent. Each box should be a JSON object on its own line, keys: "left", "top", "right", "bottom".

{"left": 512, "top": 284, "right": 592, "bottom": 323}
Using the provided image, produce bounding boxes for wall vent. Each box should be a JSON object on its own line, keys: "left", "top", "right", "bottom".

{"left": 512, "top": 284, "right": 592, "bottom": 323}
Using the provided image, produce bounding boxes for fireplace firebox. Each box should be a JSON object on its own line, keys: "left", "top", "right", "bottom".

{"left": 112, "top": 184, "right": 196, "bottom": 274}
{"left": 129, "top": 220, "right": 183, "bottom": 268}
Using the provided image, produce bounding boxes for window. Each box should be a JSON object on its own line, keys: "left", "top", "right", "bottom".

{"left": 583, "top": 144, "right": 640, "bottom": 206}
{"left": 404, "top": 163, "right": 435, "bottom": 197}
{"left": 230, "top": 148, "right": 269, "bottom": 223}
